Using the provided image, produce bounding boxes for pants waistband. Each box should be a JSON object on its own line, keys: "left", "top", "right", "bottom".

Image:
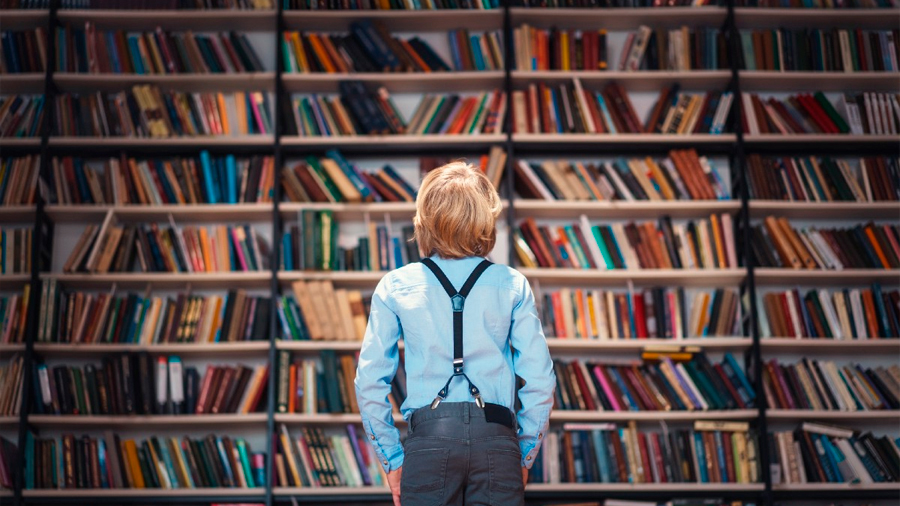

{"left": 409, "top": 401, "right": 516, "bottom": 431}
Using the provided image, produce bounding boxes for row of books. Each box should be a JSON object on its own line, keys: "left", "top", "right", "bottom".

{"left": 56, "top": 25, "right": 264, "bottom": 74}
{"left": 515, "top": 214, "right": 738, "bottom": 270}
{"left": 0, "top": 29, "right": 47, "bottom": 73}
{"left": 742, "top": 91, "right": 899, "bottom": 136}
{"left": 0, "top": 227, "right": 31, "bottom": 274}
{"left": 0, "top": 354, "right": 23, "bottom": 417}
{"left": 64, "top": 221, "right": 271, "bottom": 273}
{"left": 54, "top": 86, "right": 275, "bottom": 137}
{"left": 0, "top": 436, "right": 16, "bottom": 490}
{"left": 751, "top": 217, "right": 899, "bottom": 269}
{"left": 512, "top": 26, "right": 607, "bottom": 71}
{"left": 739, "top": 29, "right": 900, "bottom": 72}
{"left": 38, "top": 283, "right": 272, "bottom": 344}
{"left": 769, "top": 423, "right": 899, "bottom": 484}
{"left": 528, "top": 421, "right": 759, "bottom": 484}
{"left": 282, "top": 153, "right": 416, "bottom": 204}
{"left": 539, "top": 287, "right": 739, "bottom": 340}
{"left": 447, "top": 29, "right": 504, "bottom": 72}
{"left": 285, "top": 0, "right": 499, "bottom": 8}
{"left": 515, "top": 150, "right": 728, "bottom": 201}
{"left": 405, "top": 90, "right": 506, "bottom": 135}
{"left": 736, "top": 0, "right": 893, "bottom": 6}
{"left": 52, "top": 1, "right": 273, "bottom": 8}
{"left": 758, "top": 284, "right": 899, "bottom": 339}
{"left": 746, "top": 155, "right": 900, "bottom": 202}
{"left": 0, "top": 155, "right": 39, "bottom": 205}
{"left": 279, "top": 280, "right": 369, "bottom": 341}
{"left": 33, "top": 355, "right": 268, "bottom": 415}
{"left": 275, "top": 424, "right": 387, "bottom": 488}
{"left": 0, "top": 288, "right": 29, "bottom": 343}
{"left": 552, "top": 352, "right": 755, "bottom": 412}
{"left": 25, "top": 432, "right": 265, "bottom": 489}
{"left": 49, "top": 154, "right": 275, "bottom": 205}
{"left": 285, "top": 84, "right": 406, "bottom": 137}
{"left": 762, "top": 359, "right": 899, "bottom": 411}
{"left": 0, "top": 95, "right": 44, "bottom": 138}
{"left": 276, "top": 350, "right": 365, "bottom": 414}
{"left": 616, "top": 26, "right": 726, "bottom": 71}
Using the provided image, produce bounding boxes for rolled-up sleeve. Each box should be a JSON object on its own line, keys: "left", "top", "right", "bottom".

{"left": 509, "top": 276, "right": 556, "bottom": 468}
{"left": 354, "top": 275, "right": 404, "bottom": 473}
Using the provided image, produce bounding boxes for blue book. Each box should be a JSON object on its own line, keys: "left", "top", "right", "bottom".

{"left": 392, "top": 237, "right": 404, "bottom": 268}
{"left": 591, "top": 430, "right": 611, "bottom": 483}
{"left": 595, "top": 92, "right": 618, "bottom": 134}
{"left": 286, "top": 297, "right": 308, "bottom": 340}
{"left": 105, "top": 31, "right": 120, "bottom": 73}
{"left": 550, "top": 89, "right": 564, "bottom": 133}
{"left": 447, "top": 31, "right": 463, "bottom": 70}
{"left": 693, "top": 432, "right": 709, "bottom": 482}
{"left": 153, "top": 160, "right": 177, "bottom": 203}
{"left": 215, "top": 157, "right": 228, "bottom": 202}
{"left": 714, "top": 431, "right": 728, "bottom": 482}
{"left": 276, "top": 299, "right": 292, "bottom": 339}
{"left": 215, "top": 437, "right": 236, "bottom": 487}
{"left": 126, "top": 36, "right": 145, "bottom": 74}
{"left": 73, "top": 159, "right": 92, "bottom": 203}
{"left": 199, "top": 151, "right": 217, "bottom": 204}
{"left": 382, "top": 165, "right": 417, "bottom": 199}
{"left": 228, "top": 230, "right": 237, "bottom": 271}
{"left": 282, "top": 233, "right": 293, "bottom": 271}
{"left": 814, "top": 434, "right": 839, "bottom": 482}
{"left": 225, "top": 155, "right": 238, "bottom": 204}
{"left": 618, "top": 429, "right": 633, "bottom": 482}
{"left": 607, "top": 368, "right": 638, "bottom": 410}
{"left": 724, "top": 352, "right": 755, "bottom": 400}
{"left": 470, "top": 35, "right": 486, "bottom": 71}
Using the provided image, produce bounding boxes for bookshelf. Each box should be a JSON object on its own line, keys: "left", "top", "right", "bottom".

{"left": 4, "top": 1, "right": 898, "bottom": 506}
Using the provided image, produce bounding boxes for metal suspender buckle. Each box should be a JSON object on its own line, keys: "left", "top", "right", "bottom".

{"left": 453, "top": 358, "right": 463, "bottom": 374}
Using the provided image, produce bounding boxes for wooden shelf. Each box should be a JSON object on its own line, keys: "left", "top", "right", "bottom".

{"left": 0, "top": 138, "right": 40, "bottom": 148}
{"left": 0, "top": 10, "right": 48, "bottom": 28}
{"left": 44, "top": 204, "right": 275, "bottom": 223}
{"left": 771, "top": 482, "right": 900, "bottom": 492}
{"left": 278, "top": 271, "right": 386, "bottom": 286}
{"left": 33, "top": 341, "right": 270, "bottom": 357}
{"left": 0, "top": 344, "right": 25, "bottom": 355}
{"left": 279, "top": 202, "right": 417, "bottom": 220}
{"left": 54, "top": 72, "right": 276, "bottom": 93}
{"left": 511, "top": 70, "right": 731, "bottom": 91}
{"left": 514, "top": 200, "right": 739, "bottom": 219}
{"left": 509, "top": 7, "right": 728, "bottom": 30}
{"left": 28, "top": 414, "right": 267, "bottom": 428}
{"left": 0, "top": 274, "right": 31, "bottom": 290}
{"left": 734, "top": 7, "right": 900, "bottom": 29}
{"left": 275, "top": 486, "right": 390, "bottom": 496}
{"left": 49, "top": 136, "right": 274, "bottom": 149}
{"left": 753, "top": 268, "right": 900, "bottom": 286}
{"left": 513, "top": 133, "right": 737, "bottom": 146}
{"left": 517, "top": 268, "right": 746, "bottom": 287}
{"left": 0, "top": 73, "right": 45, "bottom": 94}
{"left": 761, "top": 338, "right": 900, "bottom": 353}
{"left": 42, "top": 272, "right": 271, "bottom": 289}
{"left": 277, "top": 340, "right": 367, "bottom": 352}
{"left": 283, "top": 71, "right": 504, "bottom": 93}
{"left": 766, "top": 410, "right": 900, "bottom": 421}
{"left": 749, "top": 200, "right": 900, "bottom": 220}
{"left": 56, "top": 9, "right": 276, "bottom": 30}
{"left": 0, "top": 416, "right": 18, "bottom": 427}
{"left": 276, "top": 413, "right": 391, "bottom": 424}
{"left": 282, "top": 9, "right": 502, "bottom": 31}
{"left": 524, "top": 483, "right": 763, "bottom": 492}
{"left": 744, "top": 134, "right": 900, "bottom": 146}
{"left": 545, "top": 337, "right": 751, "bottom": 352}
{"left": 0, "top": 205, "right": 36, "bottom": 223}
{"left": 22, "top": 488, "right": 267, "bottom": 499}
{"left": 280, "top": 134, "right": 506, "bottom": 152}
{"left": 740, "top": 71, "right": 900, "bottom": 92}
{"left": 550, "top": 410, "right": 758, "bottom": 422}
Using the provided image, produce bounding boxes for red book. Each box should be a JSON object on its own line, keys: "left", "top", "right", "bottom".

{"left": 713, "top": 363, "right": 746, "bottom": 409}
{"left": 244, "top": 365, "right": 269, "bottom": 412}
{"left": 650, "top": 433, "right": 668, "bottom": 482}
{"left": 195, "top": 365, "right": 217, "bottom": 414}
{"left": 778, "top": 293, "right": 796, "bottom": 336}
{"left": 722, "top": 431, "right": 735, "bottom": 482}
{"left": 636, "top": 432, "right": 653, "bottom": 483}
{"left": 570, "top": 362, "right": 597, "bottom": 411}
{"left": 632, "top": 293, "right": 648, "bottom": 338}
{"left": 800, "top": 93, "right": 838, "bottom": 134}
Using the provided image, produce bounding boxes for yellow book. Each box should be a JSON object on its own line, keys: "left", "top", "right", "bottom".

{"left": 197, "top": 227, "right": 212, "bottom": 271}
{"left": 168, "top": 438, "right": 193, "bottom": 488}
{"left": 710, "top": 213, "right": 725, "bottom": 268}
{"left": 123, "top": 440, "right": 146, "bottom": 488}
{"left": 644, "top": 157, "right": 676, "bottom": 200}
{"left": 280, "top": 427, "right": 302, "bottom": 487}
{"left": 234, "top": 91, "right": 247, "bottom": 135}
{"left": 290, "top": 32, "right": 309, "bottom": 73}
{"left": 145, "top": 437, "right": 172, "bottom": 488}
{"left": 217, "top": 93, "right": 230, "bottom": 136}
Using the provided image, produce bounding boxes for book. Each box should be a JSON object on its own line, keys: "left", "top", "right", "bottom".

{"left": 762, "top": 358, "right": 899, "bottom": 411}
{"left": 274, "top": 423, "right": 387, "bottom": 488}
{"left": 513, "top": 25, "right": 608, "bottom": 71}
{"left": 0, "top": 287, "right": 30, "bottom": 344}
{"left": 614, "top": 25, "right": 725, "bottom": 71}
{"left": 0, "top": 27, "right": 47, "bottom": 73}
{"left": 742, "top": 91, "right": 900, "bottom": 135}
{"left": 278, "top": 282, "right": 368, "bottom": 341}
{"left": 0, "top": 155, "right": 40, "bottom": 205}
{"left": 0, "top": 354, "right": 24, "bottom": 416}
{"left": 747, "top": 154, "right": 900, "bottom": 202}
{"left": 740, "top": 28, "right": 900, "bottom": 71}
{"left": 0, "top": 227, "right": 32, "bottom": 274}
{"left": 285, "top": 0, "right": 499, "bottom": 8}
{"left": 0, "top": 95, "right": 45, "bottom": 138}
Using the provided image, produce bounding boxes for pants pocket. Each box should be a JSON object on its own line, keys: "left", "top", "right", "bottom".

{"left": 400, "top": 446, "right": 449, "bottom": 505}
{"left": 488, "top": 448, "right": 524, "bottom": 505}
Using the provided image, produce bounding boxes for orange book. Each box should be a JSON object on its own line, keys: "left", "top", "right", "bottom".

{"left": 478, "top": 154, "right": 489, "bottom": 173}
{"left": 127, "top": 159, "right": 150, "bottom": 204}
{"left": 123, "top": 440, "right": 146, "bottom": 488}
{"left": 864, "top": 224, "right": 891, "bottom": 268}
{"left": 575, "top": 289, "right": 588, "bottom": 337}
{"left": 318, "top": 35, "right": 350, "bottom": 73}
{"left": 776, "top": 217, "right": 816, "bottom": 269}
{"left": 709, "top": 213, "right": 725, "bottom": 268}
{"left": 306, "top": 34, "right": 336, "bottom": 73}
{"left": 763, "top": 216, "right": 801, "bottom": 268}
{"left": 398, "top": 38, "right": 431, "bottom": 72}
{"left": 217, "top": 93, "right": 231, "bottom": 135}
{"left": 288, "top": 363, "right": 297, "bottom": 413}
{"left": 290, "top": 32, "right": 309, "bottom": 72}
{"left": 447, "top": 97, "right": 477, "bottom": 134}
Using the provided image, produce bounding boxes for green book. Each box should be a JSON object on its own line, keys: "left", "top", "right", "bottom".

{"left": 276, "top": 349, "right": 291, "bottom": 413}
{"left": 236, "top": 439, "right": 256, "bottom": 488}
{"left": 590, "top": 226, "right": 615, "bottom": 269}
{"left": 305, "top": 156, "right": 342, "bottom": 202}
{"left": 71, "top": 369, "right": 87, "bottom": 415}
{"left": 813, "top": 91, "right": 850, "bottom": 133}
{"left": 563, "top": 226, "right": 590, "bottom": 269}
{"left": 320, "top": 350, "right": 343, "bottom": 413}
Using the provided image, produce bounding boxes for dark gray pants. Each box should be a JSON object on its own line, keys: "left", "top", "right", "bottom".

{"left": 400, "top": 402, "right": 525, "bottom": 506}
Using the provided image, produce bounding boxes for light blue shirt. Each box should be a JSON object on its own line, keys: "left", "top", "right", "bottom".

{"left": 354, "top": 255, "right": 556, "bottom": 473}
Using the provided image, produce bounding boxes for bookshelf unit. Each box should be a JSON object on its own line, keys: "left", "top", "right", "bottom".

{"left": 4, "top": 2, "right": 899, "bottom": 506}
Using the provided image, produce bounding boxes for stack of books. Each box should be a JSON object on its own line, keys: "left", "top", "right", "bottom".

{"left": 447, "top": 29, "right": 504, "bottom": 71}
{"left": 285, "top": 81, "right": 405, "bottom": 136}
{"left": 762, "top": 359, "right": 899, "bottom": 411}
{"left": 0, "top": 290, "right": 30, "bottom": 344}
{"left": 49, "top": 153, "right": 276, "bottom": 205}
{"left": 512, "top": 25, "right": 608, "bottom": 71}
{"left": 54, "top": 86, "right": 275, "bottom": 137}
{"left": 552, "top": 352, "right": 755, "bottom": 412}
{"left": 769, "top": 423, "right": 900, "bottom": 485}
{"left": 278, "top": 280, "right": 368, "bottom": 341}
{"left": 0, "top": 95, "right": 45, "bottom": 138}
{"left": 515, "top": 150, "right": 729, "bottom": 201}
{"left": 746, "top": 155, "right": 900, "bottom": 202}
{"left": 55, "top": 26, "right": 264, "bottom": 73}
{"left": 751, "top": 216, "right": 899, "bottom": 269}
{"left": 617, "top": 25, "right": 725, "bottom": 71}
{"left": 38, "top": 283, "right": 272, "bottom": 344}
{"left": 0, "top": 354, "right": 23, "bottom": 417}
{"left": 1, "top": 28, "right": 47, "bottom": 73}
{"left": 516, "top": 213, "right": 738, "bottom": 270}
{"left": 739, "top": 28, "right": 900, "bottom": 72}
{"left": 25, "top": 432, "right": 265, "bottom": 490}
{"left": 281, "top": 150, "right": 417, "bottom": 203}
{"left": 0, "top": 227, "right": 32, "bottom": 274}
{"left": 275, "top": 424, "right": 387, "bottom": 488}
{"left": 33, "top": 355, "right": 269, "bottom": 415}
{"left": 529, "top": 420, "right": 759, "bottom": 484}
{"left": 758, "top": 284, "right": 899, "bottom": 339}
{"left": 1, "top": 155, "right": 40, "bottom": 205}
{"left": 539, "top": 287, "right": 740, "bottom": 340}
{"left": 741, "top": 91, "right": 899, "bottom": 135}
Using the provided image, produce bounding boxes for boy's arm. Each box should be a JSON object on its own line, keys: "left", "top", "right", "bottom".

{"left": 354, "top": 275, "right": 404, "bottom": 473}
{"left": 509, "top": 276, "right": 556, "bottom": 469}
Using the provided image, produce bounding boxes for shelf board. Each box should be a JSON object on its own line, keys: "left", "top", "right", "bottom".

{"left": 283, "top": 71, "right": 504, "bottom": 93}
{"left": 512, "top": 133, "right": 737, "bottom": 149}
{"left": 761, "top": 338, "right": 900, "bottom": 353}
{"left": 54, "top": 72, "right": 276, "bottom": 93}
{"left": 277, "top": 340, "right": 367, "bottom": 352}
{"left": 0, "top": 274, "right": 32, "bottom": 290}
{"left": 550, "top": 410, "right": 758, "bottom": 422}
{"left": 280, "top": 134, "right": 506, "bottom": 153}
{"left": 0, "top": 10, "right": 48, "bottom": 28}
{"left": 0, "top": 205, "right": 36, "bottom": 223}
{"left": 278, "top": 271, "right": 386, "bottom": 286}
{"left": 511, "top": 70, "right": 731, "bottom": 91}
{"left": 28, "top": 414, "right": 267, "bottom": 428}
{"left": 509, "top": 6, "right": 727, "bottom": 30}
{"left": 22, "top": 488, "right": 267, "bottom": 499}
{"left": 0, "top": 138, "right": 41, "bottom": 148}
{"left": 56, "top": 9, "right": 276, "bottom": 30}
{"left": 49, "top": 136, "right": 274, "bottom": 149}
{"left": 740, "top": 71, "right": 900, "bottom": 92}
{"left": 749, "top": 200, "right": 900, "bottom": 220}
{"left": 514, "top": 200, "right": 739, "bottom": 219}
{"left": 0, "top": 344, "right": 25, "bottom": 355}
{"left": 0, "top": 73, "right": 45, "bottom": 94}
{"left": 0, "top": 416, "right": 18, "bottom": 426}
{"left": 517, "top": 268, "right": 746, "bottom": 287}
{"left": 44, "top": 204, "right": 275, "bottom": 223}
{"left": 744, "top": 134, "right": 900, "bottom": 146}
{"left": 771, "top": 482, "right": 900, "bottom": 491}
{"left": 276, "top": 413, "right": 385, "bottom": 424}
{"left": 33, "top": 341, "right": 270, "bottom": 357}
{"left": 279, "top": 202, "right": 417, "bottom": 220}
{"left": 545, "top": 337, "right": 751, "bottom": 352}
{"left": 734, "top": 7, "right": 900, "bottom": 29}
{"left": 766, "top": 410, "right": 900, "bottom": 421}
{"left": 524, "top": 483, "right": 763, "bottom": 492}
{"left": 42, "top": 272, "right": 272, "bottom": 289}
{"left": 753, "top": 268, "right": 900, "bottom": 285}
{"left": 282, "top": 9, "right": 502, "bottom": 31}
{"left": 275, "top": 486, "right": 390, "bottom": 496}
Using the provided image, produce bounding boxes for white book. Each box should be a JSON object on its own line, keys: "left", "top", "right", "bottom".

{"left": 592, "top": 289, "right": 610, "bottom": 340}
{"left": 836, "top": 438, "right": 874, "bottom": 484}
{"left": 580, "top": 215, "right": 607, "bottom": 270}
{"left": 798, "top": 230, "right": 828, "bottom": 269}
{"left": 742, "top": 92, "right": 759, "bottom": 135}
{"left": 784, "top": 290, "right": 803, "bottom": 338}
{"left": 818, "top": 288, "right": 844, "bottom": 339}
{"left": 849, "top": 289, "right": 867, "bottom": 339}
{"left": 801, "top": 422, "right": 854, "bottom": 438}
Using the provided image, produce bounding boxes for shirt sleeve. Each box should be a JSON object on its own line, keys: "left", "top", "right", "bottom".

{"left": 509, "top": 275, "right": 556, "bottom": 469}
{"left": 354, "top": 275, "right": 404, "bottom": 473}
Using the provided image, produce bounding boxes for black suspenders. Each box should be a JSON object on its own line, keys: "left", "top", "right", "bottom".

{"left": 420, "top": 258, "right": 493, "bottom": 410}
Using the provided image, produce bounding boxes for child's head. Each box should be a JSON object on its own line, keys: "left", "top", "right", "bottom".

{"left": 414, "top": 161, "right": 502, "bottom": 259}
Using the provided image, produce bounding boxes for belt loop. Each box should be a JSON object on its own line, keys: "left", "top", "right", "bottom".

{"left": 464, "top": 402, "right": 470, "bottom": 424}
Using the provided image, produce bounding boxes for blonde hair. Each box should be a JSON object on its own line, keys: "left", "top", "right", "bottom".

{"left": 414, "top": 161, "right": 502, "bottom": 259}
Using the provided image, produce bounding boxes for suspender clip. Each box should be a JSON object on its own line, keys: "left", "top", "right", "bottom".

{"left": 473, "top": 393, "right": 485, "bottom": 409}
{"left": 430, "top": 396, "right": 443, "bottom": 410}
